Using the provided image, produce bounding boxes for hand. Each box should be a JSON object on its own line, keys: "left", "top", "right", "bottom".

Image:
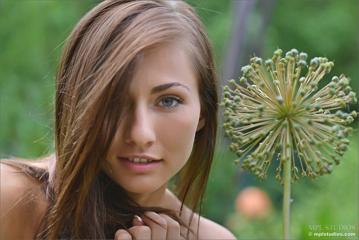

{"left": 114, "top": 211, "right": 186, "bottom": 240}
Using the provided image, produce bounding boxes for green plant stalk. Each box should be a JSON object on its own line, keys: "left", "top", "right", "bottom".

{"left": 283, "top": 157, "right": 291, "bottom": 240}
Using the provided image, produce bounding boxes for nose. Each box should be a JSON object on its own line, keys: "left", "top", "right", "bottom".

{"left": 125, "top": 104, "right": 156, "bottom": 149}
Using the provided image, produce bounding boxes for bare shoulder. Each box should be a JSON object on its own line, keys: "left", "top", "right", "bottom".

{"left": 0, "top": 162, "right": 47, "bottom": 239}
{"left": 198, "top": 215, "right": 237, "bottom": 240}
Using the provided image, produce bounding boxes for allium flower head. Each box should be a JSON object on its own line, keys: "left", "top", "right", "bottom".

{"left": 222, "top": 49, "right": 357, "bottom": 182}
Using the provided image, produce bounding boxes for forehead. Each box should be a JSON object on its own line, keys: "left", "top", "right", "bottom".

{"left": 130, "top": 43, "right": 198, "bottom": 91}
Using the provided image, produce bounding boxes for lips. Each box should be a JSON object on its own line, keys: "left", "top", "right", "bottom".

{"left": 117, "top": 156, "right": 163, "bottom": 173}
{"left": 125, "top": 157, "right": 160, "bottom": 164}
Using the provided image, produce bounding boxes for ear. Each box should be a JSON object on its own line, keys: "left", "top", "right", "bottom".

{"left": 196, "top": 117, "right": 205, "bottom": 132}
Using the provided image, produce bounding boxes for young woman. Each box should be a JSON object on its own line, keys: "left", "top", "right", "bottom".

{"left": 0, "top": 0, "right": 236, "bottom": 239}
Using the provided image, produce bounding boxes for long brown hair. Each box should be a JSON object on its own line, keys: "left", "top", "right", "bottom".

{"left": 3, "top": 0, "right": 218, "bottom": 239}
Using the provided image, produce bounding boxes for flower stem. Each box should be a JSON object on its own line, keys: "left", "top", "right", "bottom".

{"left": 283, "top": 158, "right": 291, "bottom": 240}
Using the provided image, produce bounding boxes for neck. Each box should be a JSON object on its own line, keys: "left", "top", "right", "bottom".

{"left": 99, "top": 172, "right": 182, "bottom": 214}
{"left": 127, "top": 183, "right": 168, "bottom": 208}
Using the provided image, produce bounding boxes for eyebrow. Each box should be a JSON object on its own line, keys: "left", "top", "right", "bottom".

{"left": 151, "top": 82, "right": 190, "bottom": 94}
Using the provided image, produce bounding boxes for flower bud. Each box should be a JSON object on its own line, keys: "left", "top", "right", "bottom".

{"left": 298, "top": 60, "right": 307, "bottom": 67}
{"left": 299, "top": 52, "right": 308, "bottom": 61}
{"left": 276, "top": 95, "right": 284, "bottom": 104}
{"left": 310, "top": 58, "right": 319, "bottom": 68}
{"left": 350, "top": 111, "right": 357, "bottom": 118}
{"left": 265, "top": 59, "right": 274, "bottom": 68}
{"left": 274, "top": 49, "right": 283, "bottom": 58}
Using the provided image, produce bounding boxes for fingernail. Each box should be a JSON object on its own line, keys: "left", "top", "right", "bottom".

{"left": 134, "top": 215, "right": 143, "bottom": 222}
{"left": 133, "top": 215, "right": 144, "bottom": 225}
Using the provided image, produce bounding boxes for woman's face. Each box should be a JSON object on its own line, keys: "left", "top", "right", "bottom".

{"left": 104, "top": 43, "right": 203, "bottom": 196}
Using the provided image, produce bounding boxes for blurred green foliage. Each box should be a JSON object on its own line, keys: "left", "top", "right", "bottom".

{"left": 0, "top": 1, "right": 94, "bottom": 157}
{"left": 0, "top": 1, "right": 358, "bottom": 239}
{"left": 265, "top": 0, "right": 359, "bottom": 95}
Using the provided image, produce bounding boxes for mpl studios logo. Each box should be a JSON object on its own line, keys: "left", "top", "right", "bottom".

{"left": 307, "top": 224, "right": 358, "bottom": 239}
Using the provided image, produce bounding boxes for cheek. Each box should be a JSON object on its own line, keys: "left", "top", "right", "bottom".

{"left": 156, "top": 106, "right": 200, "bottom": 160}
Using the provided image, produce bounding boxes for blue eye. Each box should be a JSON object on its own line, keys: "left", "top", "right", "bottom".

{"left": 158, "top": 96, "right": 182, "bottom": 109}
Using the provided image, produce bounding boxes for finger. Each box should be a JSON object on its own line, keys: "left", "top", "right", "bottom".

{"left": 142, "top": 211, "right": 167, "bottom": 239}
{"left": 114, "top": 229, "right": 132, "bottom": 240}
{"left": 159, "top": 213, "right": 182, "bottom": 240}
{"left": 132, "top": 215, "right": 145, "bottom": 226}
{"left": 128, "top": 225, "right": 151, "bottom": 240}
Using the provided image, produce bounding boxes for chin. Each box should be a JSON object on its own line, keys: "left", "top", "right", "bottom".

{"left": 116, "top": 177, "right": 165, "bottom": 194}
